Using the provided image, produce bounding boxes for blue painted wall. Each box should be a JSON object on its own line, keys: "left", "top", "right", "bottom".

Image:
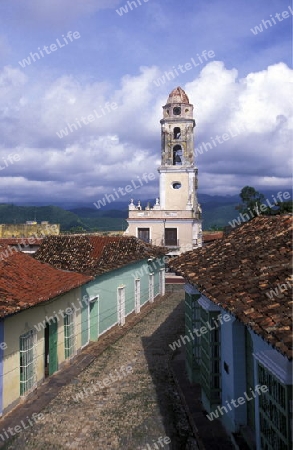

{"left": 219, "top": 310, "right": 290, "bottom": 445}
{"left": 192, "top": 294, "right": 292, "bottom": 447}
{"left": 220, "top": 313, "right": 247, "bottom": 433}
{"left": 248, "top": 328, "right": 281, "bottom": 450}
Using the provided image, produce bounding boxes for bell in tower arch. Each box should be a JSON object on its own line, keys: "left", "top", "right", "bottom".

{"left": 173, "top": 145, "right": 183, "bottom": 165}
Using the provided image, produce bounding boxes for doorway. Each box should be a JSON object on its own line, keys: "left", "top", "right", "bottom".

{"left": 44, "top": 319, "right": 58, "bottom": 378}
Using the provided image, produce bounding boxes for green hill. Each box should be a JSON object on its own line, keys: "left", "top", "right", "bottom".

{"left": 0, "top": 202, "right": 239, "bottom": 232}
{"left": 4, "top": 199, "right": 288, "bottom": 233}
{"left": 0, "top": 204, "right": 86, "bottom": 231}
{"left": 0, "top": 204, "right": 128, "bottom": 232}
{"left": 202, "top": 203, "right": 239, "bottom": 229}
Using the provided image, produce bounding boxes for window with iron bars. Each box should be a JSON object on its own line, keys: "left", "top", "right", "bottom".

{"left": 20, "top": 329, "right": 37, "bottom": 396}
{"left": 258, "top": 363, "right": 292, "bottom": 450}
{"left": 64, "top": 309, "right": 75, "bottom": 359}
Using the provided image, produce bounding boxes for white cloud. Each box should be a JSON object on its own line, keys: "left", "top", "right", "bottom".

{"left": 0, "top": 61, "right": 292, "bottom": 203}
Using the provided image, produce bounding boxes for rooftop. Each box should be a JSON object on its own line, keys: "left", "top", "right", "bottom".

{"left": 0, "top": 245, "right": 92, "bottom": 318}
{"left": 0, "top": 237, "right": 43, "bottom": 246}
{"left": 34, "top": 235, "right": 167, "bottom": 276}
{"left": 166, "top": 86, "right": 190, "bottom": 104}
{"left": 169, "top": 215, "right": 293, "bottom": 360}
{"left": 202, "top": 231, "right": 224, "bottom": 244}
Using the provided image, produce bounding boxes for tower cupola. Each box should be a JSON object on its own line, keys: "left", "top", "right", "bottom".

{"left": 160, "top": 86, "right": 195, "bottom": 166}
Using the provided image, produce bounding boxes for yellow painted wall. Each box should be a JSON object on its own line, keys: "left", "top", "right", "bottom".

{"left": 125, "top": 220, "right": 198, "bottom": 253}
{"left": 163, "top": 172, "right": 190, "bottom": 210}
{"left": 0, "top": 223, "right": 60, "bottom": 238}
{"left": 3, "top": 287, "right": 82, "bottom": 413}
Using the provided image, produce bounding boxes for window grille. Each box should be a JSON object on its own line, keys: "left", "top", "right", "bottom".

{"left": 20, "top": 329, "right": 37, "bottom": 396}
{"left": 200, "top": 310, "right": 221, "bottom": 405}
{"left": 258, "top": 363, "right": 291, "bottom": 450}
{"left": 135, "top": 279, "right": 141, "bottom": 314}
{"left": 118, "top": 287, "right": 126, "bottom": 326}
{"left": 64, "top": 309, "right": 75, "bottom": 359}
{"left": 149, "top": 273, "right": 154, "bottom": 303}
{"left": 159, "top": 269, "right": 165, "bottom": 296}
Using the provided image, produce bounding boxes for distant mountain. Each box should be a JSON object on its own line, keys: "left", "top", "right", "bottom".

{"left": 70, "top": 207, "right": 127, "bottom": 218}
{"left": 13, "top": 189, "right": 291, "bottom": 210}
{"left": 0, "top": 204, "right": 87, "bottom": 231}
{"left": 3, "top": 188, "right": 291, "bottom": 232}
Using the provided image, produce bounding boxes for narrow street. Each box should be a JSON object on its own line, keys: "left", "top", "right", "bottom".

{"left": 6, "top": 289, "right": 197, "bottom": 450}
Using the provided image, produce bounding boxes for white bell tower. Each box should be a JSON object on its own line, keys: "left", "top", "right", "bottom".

{"left": 159, "top": 87, "right": 199, "bottom": 212}
{"left": 125, "top": 87, "right": 202, "bottom": 254}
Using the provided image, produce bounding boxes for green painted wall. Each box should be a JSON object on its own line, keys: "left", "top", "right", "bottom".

{"left": 81, "top": 258, "right": 163, "bottom": 342}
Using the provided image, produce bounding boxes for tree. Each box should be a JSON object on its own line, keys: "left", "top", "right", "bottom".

{"left": 239, "top": 186, "right": 267, "bottom": 217}
{"left": 209, "top": 224, "right": 224, "bottom": 231}
{"left": 275, "top": 200, "right": 293, "bottom": 214}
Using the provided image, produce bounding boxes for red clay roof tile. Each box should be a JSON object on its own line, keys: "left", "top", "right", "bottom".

{"left": 0, "top": 244, "right": 92, "bottom": 318}
{"left": 169, "top": 215, "right": 293, "bottom": 360}
{"left": 34, "top": 235, "right": 167, "bottom": 276}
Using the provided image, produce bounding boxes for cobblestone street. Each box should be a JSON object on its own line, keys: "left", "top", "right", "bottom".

{"left": 5, "top": 289, "right": 197, "bottom": 450}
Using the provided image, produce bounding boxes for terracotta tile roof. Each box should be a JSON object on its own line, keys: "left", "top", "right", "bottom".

{"left": 34, "top": 235, "right": 167, "bottom": 276}
{"left": 202, "top": 232, "right": 224, "bottom": 243}
{"left": 0, "top": 238, "right": 43, "bottom": 246}
{"left": 169, "top": 215, "right": 293, "bottom": 360}
{"left": 167, "top": 86, "right": 190, "bottom": 104}
{"left": 0, "top": 244, "right": 92, "bottom": 318}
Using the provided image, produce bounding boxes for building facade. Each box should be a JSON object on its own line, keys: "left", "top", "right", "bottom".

{"left": 34, "top": 235, "right": 166, "bottom": 356}
{"left": 170, "top": 215, "right": 293, "bottom": 449}
{"left": 0, "top": 244, "right": 92, "bottom": 417}
{"left": 0, "top": 222, "right": 60, "bottom": 239}
{"left": 125, "top": 87, "right": 202, "bottom": 255}
{"left": 0, "top": 236, "right": 166, "bottom": 418}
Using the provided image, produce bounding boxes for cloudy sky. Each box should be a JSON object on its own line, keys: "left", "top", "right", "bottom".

{"left": 0, "top": 0, "right": 292, "bottom": 205}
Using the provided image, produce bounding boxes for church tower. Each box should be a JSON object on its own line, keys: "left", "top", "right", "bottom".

{"left": 125, "top": 87, "right": 202, "bottom": 255}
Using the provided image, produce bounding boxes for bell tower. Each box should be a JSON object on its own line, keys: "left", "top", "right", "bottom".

{"left": 124, "top": 87, "right": 202, "bottom": 255}
{"left": 159, "top": 87, "right": 198, "bottom": 212}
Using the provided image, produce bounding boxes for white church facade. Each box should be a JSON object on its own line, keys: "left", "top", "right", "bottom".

{"left": 124, "top": 87, "right": 202, "bottom": 255}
